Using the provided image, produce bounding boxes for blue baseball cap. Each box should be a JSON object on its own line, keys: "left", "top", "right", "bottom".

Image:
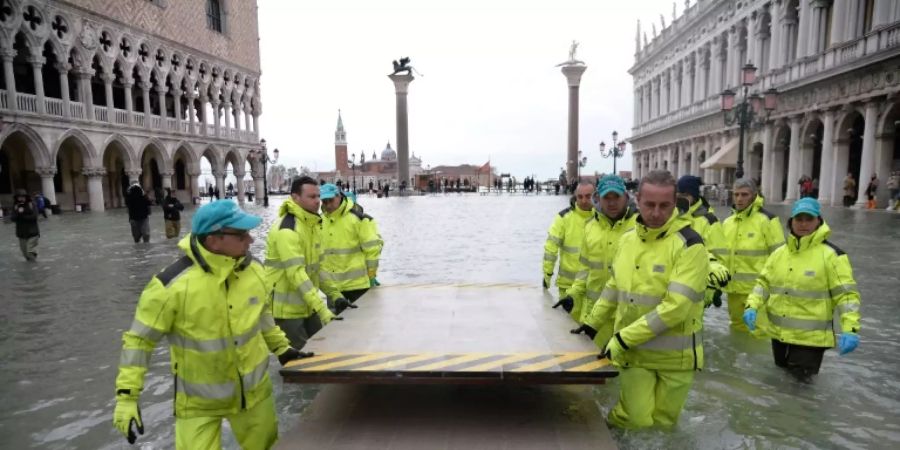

{"left": 791, "top": 197, "right": 821, "bottom": 218}
{"left": 320, "top": 183, "right": 340, "bottom": 200}
{"left": 597, "top": 175, "right": 626, "bottom": 197}
{"left": 192, "top": 199, "right": 262, "bottom": 235}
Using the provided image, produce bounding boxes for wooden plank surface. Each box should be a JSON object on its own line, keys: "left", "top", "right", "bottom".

{"left": 280, "top": 283, "right": 617, "bottom": 385}
{"left": 275, "top": 384, "right": 618, "bottom": 450}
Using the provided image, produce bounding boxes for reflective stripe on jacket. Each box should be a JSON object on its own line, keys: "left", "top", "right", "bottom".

{"left": 566, "top": 208, "right": 637, "bottom": 324}
{"left": 322, "top": 198, "right": 383, "bottom": 291}
{"left": 746, "top": 221, "right": 861, "bottom": 347}
{"left": 714, "top": 195, "right": 785, "bottom": 294}
{"left": 115, "top": 234, "right": 292, "bottom": 418}
{"left": 542, "top": 204, "right": 595, "bottom": 289}
{"left": 583, "top": 211, "right": 708, "bottom": 371}
{"left": 265, "top": 200, "right": 339, "bottom": 319}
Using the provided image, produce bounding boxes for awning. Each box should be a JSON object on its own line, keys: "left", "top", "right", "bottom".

{"left": 700, "top": 138, "right": 739, "bottom": 170}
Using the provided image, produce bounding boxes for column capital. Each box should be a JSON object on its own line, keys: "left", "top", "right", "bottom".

{"left": 100, "top": 71, "right": 116, "bottom": 83}
{"left": 36, "top": 167, "right": 57, "bottom": 177}
{"left": 138, "top": 81, "right": 152, "bottom": 91}
{"left": 160, "top": 170, "right": 175, "bottom": 177}
{"left": 82, "top": 167, "right": 107, "bottom": 178}
{"left": 28, "top": 56, "right": 46, "bottom": 68}
{"left": 126, "top": 169, "right": 142, "bottom": 178}
{"left": 211, "top": 169, "right": 225, "bottom": 178}
{"left": 55, "top": 62, "right": 72, "bottom": 73}
{"left": 186, "top": 168, "right": 201, "bottom": 177}
{"left": 233, "top": 168, "right": 246, "bottom": 178}
{"left": 388, "top": 73, "right": 416, "bottom": 94}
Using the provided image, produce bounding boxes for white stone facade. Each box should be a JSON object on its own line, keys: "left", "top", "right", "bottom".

{"left": 0, "top": 0, "right": 264, "bottom": 212}
{"left": 630, "top": 0, "right": 900, "bottom": 207}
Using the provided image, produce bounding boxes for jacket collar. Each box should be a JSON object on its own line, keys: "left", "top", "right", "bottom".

{"left": 597, "top": 207, "right": 635, "bottom": 227}
{"left": 787, "top": 220, "right": 831, "bottom": 253}
{"left": 636, "top": 209, "right": 681, "bottom": 241}
{"left": 178, "top": 234, "right": 245, "bottom": 281}
{"left": 324, "top": 197, "right": 354, "bottom": 219}
{"left": 279, "top": 199, "right": 321, "bottom": 227}
{"left": 573, "top": 205, "right": 594, "bottom": 219}
{"left": 732, "top": 194, "right": 764, "bottom": 219}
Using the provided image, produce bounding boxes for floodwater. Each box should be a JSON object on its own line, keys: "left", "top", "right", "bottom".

{"left": 1, "top": 193, "right": 898, "bottom": 449}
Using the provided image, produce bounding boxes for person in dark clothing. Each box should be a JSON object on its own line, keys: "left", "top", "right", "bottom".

{"left": 33, "top": 192, "right": 48, "bottom": 218}
{"left": 161, "top": 188, "right": 185, "bottom": 239}
{"left": 10, "top": 189, "right": 40, "bottom": 261}
{"left": 125, "top": 184, "right": 151, "bottom": 243}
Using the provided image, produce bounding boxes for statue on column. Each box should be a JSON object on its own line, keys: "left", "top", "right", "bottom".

{"left": 556, "top": 40, "right": 585, "bottom": 66}
{"left": 391, "top": 57, "right": 423, "bottom": 76}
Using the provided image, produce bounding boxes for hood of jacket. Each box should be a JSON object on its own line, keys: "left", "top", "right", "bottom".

{"left": 786, "top": 220, "right": 831, "bottom": 253}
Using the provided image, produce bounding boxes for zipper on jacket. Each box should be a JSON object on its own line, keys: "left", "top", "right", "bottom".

{"left": 692, "top": 332, "right": 698, "bottom": 371}
{"left": 172, "top": 362, "right": 178, "bottom": 416}
{"left": 224, "top": 278, "right": 246, "bottom": 410}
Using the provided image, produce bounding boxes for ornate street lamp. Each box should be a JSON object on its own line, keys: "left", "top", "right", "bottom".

{"left": 599, "top": 130, "right": 628, "bottom": 176}
{"left": 720, "top": 63, "right": 778, "bottom": 179}
{"left": 248, "top": 138, "right": 279, "bottom": 207}
{"left": 349, "top": 153, "right": 358, "bottom": 193}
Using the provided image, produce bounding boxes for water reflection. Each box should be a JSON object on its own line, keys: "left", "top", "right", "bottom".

{"left": 0, "top": 195, "right": 898, "bottom": 449}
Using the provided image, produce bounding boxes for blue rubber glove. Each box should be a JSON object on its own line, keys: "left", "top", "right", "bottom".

{"left": 838, "top": 332, "right": 859, "bottom": 355}
{"left": 743, "top": 308, "right": 757, "bottom": 331}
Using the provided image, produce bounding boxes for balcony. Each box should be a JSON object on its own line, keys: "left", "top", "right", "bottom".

{"left": 0, "top": 90, "right": 259, "bottom": 144}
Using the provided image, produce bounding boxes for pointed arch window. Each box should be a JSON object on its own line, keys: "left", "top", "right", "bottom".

{"left": 207, "top": 0, "right": 222, "bottom": 33}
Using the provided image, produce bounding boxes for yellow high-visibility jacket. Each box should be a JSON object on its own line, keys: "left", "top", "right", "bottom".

{"left": 115, "top": 234, "right": 292, "bottom": 418}
{"left": 712, "top": 195, "right": 785, "bottom": 294}
{"left": 566, "top": 208, "right": 638, "bottom": 325}
{"left": 583, "top": 211, "right": 708, "bottom": 371}
{"left": 322, "top": 198, "right": 384, "bottom": 292}
{"left": 680, "top": 197, "right": 725, "bottom": 257}
{"left": 543, "top": 204, "right": 595, "bottom": 289}
{"left": 265, "top": 200, "right": 339, "bottom": 320}
{"left": 746, "top": 221, "right": 861, "bottom": 347}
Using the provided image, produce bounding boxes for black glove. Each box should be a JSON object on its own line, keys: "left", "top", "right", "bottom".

{"left": 570, "top": 324, "right": 598, "bottom": 339}
{"left": 711, "top": 289, "right": 723, "bottom": 308}
{"left": 278, "top": 347, "right": 315, "bottom": 366}
{"left": 334, "top": 297, "right": 357, "bottom": 314}
{"left": 542, "top": 273, "right": 552, "bottom": 289}
{"left": 552, "top": 296, "right": 574, "bottom": 313}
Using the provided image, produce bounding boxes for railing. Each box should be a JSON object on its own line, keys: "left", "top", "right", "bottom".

{"left": 133, "top": 112, "right": 145, "bottom": 127}
{"left": 167, "top": 118, "right": 178, "bottom": 131}
{"left": 151, "top": 116, "right": 161, "bottom": 129}
{"left": 45, "top": 98, "right": 64, "bottom": 117}
{"left": 0, "top": 90, "right": 7, "bottom": 109}
{"left": 206, "top": 124, "right": 215, "bottom": 135}
{"left": 93, "top": 105, "right": 108, "bottom": 122}
{"left": 181, "top": 122, "right": 192, "bottom": 133}
{"left": 70, "top": 102, "right": 84, "bottom": 119}
{"left": 16, "top": 93, "right": 38, "bottom": 113}
{"left": 114, "top": 109, "right": 128, "bottom": 124}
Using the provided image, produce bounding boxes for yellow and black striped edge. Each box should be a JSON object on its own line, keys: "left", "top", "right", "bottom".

{"left": 280, "top": 352, "right": 617, "bottom": 385}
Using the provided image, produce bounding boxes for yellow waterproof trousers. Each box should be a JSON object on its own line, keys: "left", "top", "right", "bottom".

{"left": 608, "top": 367, "right": 694, "bottom": 429}
{"left": 727, "top": 293, "right": 748, "bottom": 332}
{"left": 175, "top": 394, "right": 278, "bottom": 450}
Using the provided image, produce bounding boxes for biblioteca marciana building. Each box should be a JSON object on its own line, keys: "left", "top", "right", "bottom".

{"left": 0, "top": 0, "right": 264, "bottom": 212}
{"left": 630, "top": 0, "right": 900, "bottom": 206}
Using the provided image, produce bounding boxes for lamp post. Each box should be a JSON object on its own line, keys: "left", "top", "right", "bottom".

{"left": 571, "top": 151, "right": 588, "bottom": 180}
{"left": 599, "top": 130, "right": 628, "bottom": 176}
{"left": 349, "top": 153, "right": 358, "bottom": 193}
{"left": 720, "top": 64, "right": 778, "bottom": 179}
{"left": 248, "top": 138, "right": 279, "bottom": 207}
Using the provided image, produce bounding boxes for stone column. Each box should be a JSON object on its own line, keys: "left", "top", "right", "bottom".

{"left": 244, "top": 105, "right": 252, "bottom": 134}
{"left": 680, "top": 62, "right": 691, "bottom": 109}
{"left": 141, "top": 81, "right": 152, "bottom": 129}
{"left": 211, "top": 98, "right": 221, "bottom": 137}
{"left": 796, "top": 0, "right": 811, "bottom": 57}
{"left": 36, "top": 167, "right": 57, "bottom": 208}
{"left": 389, "top": 72, "right": 418, "bottom": 188}
{"left": 785, "top": 116, "right": 803, "bottom": 201}
{"left": 187, "top": 168, "right": 200, "bottom": 204}
{"left": 30, "top": 57, "right": 46, "bottom": 114}
{"left": 652, "top": 76, "right": 660, "bottom": 118}
{"left": 690, "top": 138, "right": 701, "bottom": 176}
{"left": 845, "top": 0, "right": 859, "bottom": 41}
{"left": 818, "top": 109, "right": 836, "bottom": 206}
{"left": 212, "top": 169, "right": 225, "bottom": 199}
{"left": 875, "top": 133, "right": 893, "bottom": 207}
{"left": 560, "top": 64, "right": 588, "bottom": 183}
{"left": 2, "top": 50, "right": 17, "bottom": 110}
{"left": 161, "top": 171, "right": 173, "bottom": 190}
{"left": 710, "top": 38, "right": 722, "bottom": 95}
{"left": 126, "top": 169, "right": 142, "bottom": 187}
{"left": 726, "top": 26, "right": 738, "bottom": 89}
{"left": 172, "top": 88, "right": 182, "bottom": 123}
{"left": 252, "top": 111, "right": 260, "bottom": 136}
{"left": 187, "top": 94, "right": 197, "bottom": 134}
{"left": 680, "top": 142, "right": 690, "bottom": 178}
{"left": 223, "top": 101, "right": 232, "bottom": 132}
{"left": 696, "top": 50, "right": 708, "bottom": 102}
{"left": 234, "top": 168, "right": 246, "bottom": 204}
{"left": 57, "top": 62, "right": 71, "bottom": 118}
{"left": 157, "top": 86, "right": 168, "bottom": 129}
{"left": 856, "top": 101, "right": 878, "bottom": 206}
{"left": 769, "top": 1, "right": 783, "bottom": 71}
{"left": 83, "top": 168, "right": 107, "bottom": 212}
{"left": 199, "top": 95, "right": 209, "bottom": 135}
{"left": 102, "top": 72, "right": 115, "bottom": 121}
{"left": 123, "top": 79, "right": 134, "bottom": 125}
{"left": 254, "top": 176, "right": 265, "bottom": 205}
{"left": 830, "top": 0, "right": 847, "bottom": 45}
{"left": 643, "top": 84, "right": 651, "bottom": 123}
{"left": 78, "top": 71, "right": 95, "bottom": 120}
{"left": 660, "top": 70, "right": 669, "bottom": 116}
{"left": 830, "top": 136, "right": 849, "bottom": 206}
{"left": 760, "top": 124, "right": 773, "bottom": 199}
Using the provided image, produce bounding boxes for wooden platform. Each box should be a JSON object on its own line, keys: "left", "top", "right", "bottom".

{"left": 275, "top": 384, "right": 618, "bottom": 449}
{"left": 280, "top": 283, "right": 616, "bottom": 385}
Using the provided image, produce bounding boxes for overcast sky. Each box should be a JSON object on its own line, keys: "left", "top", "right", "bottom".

{"left": 256, "top": 0, "right": 678, "bottom": 180}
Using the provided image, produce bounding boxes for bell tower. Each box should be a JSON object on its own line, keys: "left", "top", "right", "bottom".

{"left": 335, "top": 110, "right": 349, "bottom": 172}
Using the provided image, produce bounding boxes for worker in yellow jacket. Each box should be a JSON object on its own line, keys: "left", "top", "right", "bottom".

{"left": 265, "top": 176, "right": 340, "bottom": 350}
{"left": 544, "top": 181, "right": 596, "bottom": 321}
{"left": 713, "top": 178, "right": 784, "bottom": 332}
{"left": 744, "top": 198, "right": 860, "bottom": 382}
{"left": 675, "top": 175, "right": 731, "bottom": 307}
{"left": 113, "top": 200, "right": 312, "bottom": 449}
{"left": 566, "top": 175, "right": 637, "bottom": 340}
{"left": 320, "top": 183, "right": 384, "bottom": 309}
{"left": 584, "top": 170, "right": 707, "bottom": 429}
